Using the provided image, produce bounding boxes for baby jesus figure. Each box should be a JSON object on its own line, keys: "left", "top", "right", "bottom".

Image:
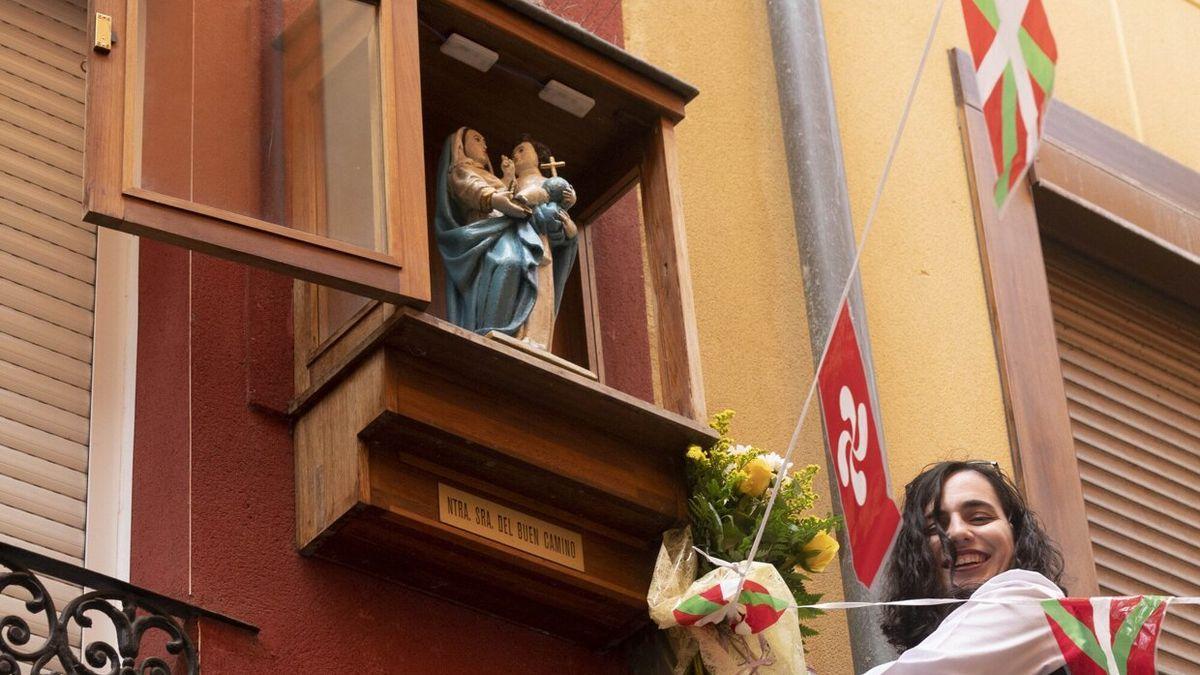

{"left": 502, "top": 135, "right": 578, "bottom": 349}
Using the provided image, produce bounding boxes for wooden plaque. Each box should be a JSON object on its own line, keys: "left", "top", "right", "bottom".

{"left": 438, "top": 483, "right": 586, "bottom": 572}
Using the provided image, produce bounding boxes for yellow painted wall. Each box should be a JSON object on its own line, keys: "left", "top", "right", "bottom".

{"left": 820, "top": 0, "right": 1200, "bottom": 490}
{"left": 625, "top": 0, "right": 1200, "bottom": 671}
{"left": 622, "top": 0, "right": 851, "bottom": 669}
{"left": 819, "top": 0, "right": 1014, "bottom": 497}
{"left": 1111, "top": 0, "right": 1200, "bottom": 171}
{"left": 1024, "top": 0, "right": 1200, "bottom": 172}
{"left": 1033, "top": 0, "right": 1200, "bottom": 172}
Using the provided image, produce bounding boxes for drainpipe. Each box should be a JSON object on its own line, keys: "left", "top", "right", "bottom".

{"left": 765, "top": 1, "right": 896, "bottom": 671}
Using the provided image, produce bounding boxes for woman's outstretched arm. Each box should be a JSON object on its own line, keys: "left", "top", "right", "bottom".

{"left": 864, "top": 570, "right": 1067, "bottom": 675}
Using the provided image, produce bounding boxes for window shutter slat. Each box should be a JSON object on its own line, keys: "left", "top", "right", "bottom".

{"left": 0, "top": 415, "right": 86, "bottom": 471}
{"left": 1048, "top": 247, "right": 1200, "bottom": 674}
{"left": 0, "top": 2, "right": 93, "bottom": 611}
{"left": 0, "top": 0, "right": 84, "bottom": 53}
{"left": 0, "top": 306, "right": 91, "bottom": 362}
{"left": 0, "top": 332, "right": 91, "bottom": 388}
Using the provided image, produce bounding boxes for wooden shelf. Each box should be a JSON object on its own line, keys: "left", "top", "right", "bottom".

{"left": 295, "top": 310, "right": 716, "bottom": 646}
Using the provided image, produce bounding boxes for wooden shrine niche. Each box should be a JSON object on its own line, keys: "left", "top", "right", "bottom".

{"left": 289, "top": 0, "right": 716, "bottom": 646}
{"left": 84, "top": 0, "right": 712, "bottom": 646}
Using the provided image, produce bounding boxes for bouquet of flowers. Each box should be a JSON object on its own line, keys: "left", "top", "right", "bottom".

{"left": 647, "top": 410, "right": 840, "bottom": 674}
{"left": 685, "top": 410, "right": 840, "bottom": 637}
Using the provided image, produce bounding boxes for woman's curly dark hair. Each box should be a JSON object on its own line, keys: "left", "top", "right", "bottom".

{"left": 880, "top": 461, "right": 1065, "bottom": 653}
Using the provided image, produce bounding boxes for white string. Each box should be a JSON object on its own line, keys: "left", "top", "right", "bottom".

{"left": 789, "top": 595, "right": 1200, "bottom": 611}
{"left": 731, "top": 0, "right": 948, "bottom": 600}
{"left": 694, "top": 546, "right": 751, "bottom": 573}
{"left": 690, "top": 550, "right": 1192, "bottom": 614}
{"left": 692, "top": 551, "right": 1191, "bottom": 611}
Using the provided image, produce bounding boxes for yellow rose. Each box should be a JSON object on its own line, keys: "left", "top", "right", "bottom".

{"left": 738, "top": 457, "right": 774, "bottom": 497}
{"left": 686, "top": 445, "right": 705, "bottom": 461}
{"left": 798, "top": 531, "right": 839, "bottom": 573}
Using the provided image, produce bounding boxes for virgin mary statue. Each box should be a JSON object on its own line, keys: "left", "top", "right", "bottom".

{"left": 434, "top": 127, "right": 577, "bottom": 339}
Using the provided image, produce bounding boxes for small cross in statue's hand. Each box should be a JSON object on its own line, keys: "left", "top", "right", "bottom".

{"left": 540, "top": 156, "right": 566, "bottom": 177}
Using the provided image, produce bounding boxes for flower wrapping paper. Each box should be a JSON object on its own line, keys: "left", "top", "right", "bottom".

{"left": 648, "top": 529, "right": 807, "bottom": 674}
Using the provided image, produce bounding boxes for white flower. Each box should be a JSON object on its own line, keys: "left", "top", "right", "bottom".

{"left": 722, "top": 445, "right": 753, "bottom": 475}
{"left": 760, "top": 451, "right": 793, "bottom": 474}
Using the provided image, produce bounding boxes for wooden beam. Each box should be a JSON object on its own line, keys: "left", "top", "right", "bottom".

{"left": 433, "top": 0, "right": 689, "bottom": 122}
{"left": 1031, "top": 101, "right": 1200, "bottom": 309}
{"left": 383, "top": 0, "right": 432, "bottom": 303}
{"left": 84, "top": 0, "right": 128, "bottom": 223}
{"left": 575, "top": 224, "right": 606, "bottom": 379}
{"left": 1036, "top": 142, "right": 1200, "bottom": 258}
{"left": 1033, "top": 180, "right": 1200, "bottom": 312}
{"left": 1041, "top": 101, "right": 1200, "bottom": 224}
{"left": 639, "top": 117, "right": 705, "bottom": 421}
{"left": 950, "top": 49, "right": 1099, "bottom": 595}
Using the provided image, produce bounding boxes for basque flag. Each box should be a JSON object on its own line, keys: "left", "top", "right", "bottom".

{"left": 1042, "top": 596, "right": 1168, "bottom": 675}
{"left": 673, "top": 578, "right": 790, "bottom": 635}
{"left": 960, "top": 0, "right": 1057, "bottom": 207}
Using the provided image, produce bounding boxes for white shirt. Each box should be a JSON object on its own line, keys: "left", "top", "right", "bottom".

{"left": 863, "top": 570, "right": 1067, "bottom": 674}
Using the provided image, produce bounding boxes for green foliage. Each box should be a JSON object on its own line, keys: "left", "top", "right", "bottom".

{"left": 684, "top": 410, "right": 841, "bottom": 638}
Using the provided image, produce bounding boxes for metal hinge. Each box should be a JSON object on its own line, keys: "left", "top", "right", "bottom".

{"left": 94, "top": 12, "right": 114, "bottom": 53}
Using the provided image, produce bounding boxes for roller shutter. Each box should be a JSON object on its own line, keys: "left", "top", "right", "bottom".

{"left": 1047, "top": 242, "right": 1200, "bottom": 674}
{"left": 0, "top": 0, "right": 91, "bottom": 653}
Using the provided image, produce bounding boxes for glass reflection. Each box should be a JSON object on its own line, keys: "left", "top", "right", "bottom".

{"left": 137, "top": 0, "right": 386, "bottom": 254}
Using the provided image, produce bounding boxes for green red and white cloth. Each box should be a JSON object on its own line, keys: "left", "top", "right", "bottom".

{"left": 959, "top": 0, "right": 1058, "bottom": 206}
{"left": 672, "top": 577, "right": 791, "bottom": 636}
{"left": 648, "top": 533, "right": 809, "bottom": 674}
{"left": 1042, "top": 596, "right": 1168, "bottom": 675}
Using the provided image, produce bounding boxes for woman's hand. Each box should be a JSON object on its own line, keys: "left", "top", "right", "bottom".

{"left": 561, "top": 185, "right": 577, "bottom": 210}
{"left": 492, "top": 191, "right": 531, "bottom": 218}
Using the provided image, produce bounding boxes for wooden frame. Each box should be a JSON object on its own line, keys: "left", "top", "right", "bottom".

{"left": 291, "top": 114, "right": 706, "bottom": 419}
{"left": 291, "top": 119, "right": 705, "bottom": 418}
{"left": 952, "top": 48, "right": 1200, "bottom": 596}
{"left": 87, "top": 0, "right": 704, "bottom": 419}
{"left": 641, "top": 118, "right": 705, "bottom": 419}
{"left": 432, "top": 0, "right": 688, "bottom": 123}
{"left": 1032, "top": 105, "right": 1200, "bottom": 310}
{"left": 292, "top": 309, "right": 716, "bottom": 645}
{"left": 952, "top": 47, "right": 1095, "bottom": 592}
{"left": 84, "top": 0, "right": 431, "bottom": 304}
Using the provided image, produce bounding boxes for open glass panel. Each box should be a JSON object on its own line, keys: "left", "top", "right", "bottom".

{"left": 85, "top": 0, "right": 429, "bottom": 303}
{"left": 137, "top": 0, "right": 384, "bottom": 249}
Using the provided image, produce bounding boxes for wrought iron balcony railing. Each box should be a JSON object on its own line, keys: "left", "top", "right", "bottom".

{"left": 0, "top": 541, "right": 257, "bottom": 674}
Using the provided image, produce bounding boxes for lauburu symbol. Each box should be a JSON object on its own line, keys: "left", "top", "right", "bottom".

{"left": 836, "top": 385, "right": 868, "bottom": 506}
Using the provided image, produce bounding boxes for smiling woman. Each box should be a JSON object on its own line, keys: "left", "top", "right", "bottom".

{"left": 927, "top": 469, "right": 1017, "bottom": 590}
{"left": 866, "top": 461, "right": 1071, "bottom": 674}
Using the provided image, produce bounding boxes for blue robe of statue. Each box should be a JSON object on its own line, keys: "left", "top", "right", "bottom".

{"left": 434, "top": 130, "right": 578, "bottom": 336}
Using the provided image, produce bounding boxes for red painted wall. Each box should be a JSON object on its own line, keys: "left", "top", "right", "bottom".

{"left": 131, "top": 2, "right": 655, "bottom": 672}
{"left": 543, "top": 0, "right": 655, "bottom": 402}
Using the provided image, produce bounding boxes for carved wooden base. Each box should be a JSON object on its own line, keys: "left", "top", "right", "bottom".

{"left": 295, "top": 311, "right": 714, "bottom": 646}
